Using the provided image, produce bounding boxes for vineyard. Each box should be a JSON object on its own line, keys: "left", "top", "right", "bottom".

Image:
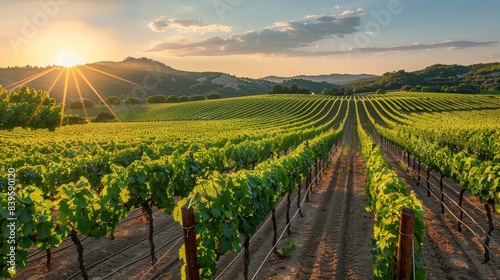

{"left": 1, "top": 93, "right": 500, "bottom": 279}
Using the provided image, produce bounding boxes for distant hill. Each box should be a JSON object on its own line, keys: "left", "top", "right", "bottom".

{"left": 0, "top": 57, "right": 275, "bottom": 104}
{"left": 344, "top": 63, "right": 500, "bottom": 93}
{"left": 264, "top": 73, "right": 378, "bottom": 85}
{"left": 281, "top": 78, "right": 338, "bottom": 93}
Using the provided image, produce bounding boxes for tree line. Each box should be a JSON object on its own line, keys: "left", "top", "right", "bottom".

{"left": 69, "top": 92, "right": 222, "bottom": 109}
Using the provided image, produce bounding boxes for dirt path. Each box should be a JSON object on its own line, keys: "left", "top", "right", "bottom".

{"left": 291, "top": 100, "right": 373, "bottom": 280}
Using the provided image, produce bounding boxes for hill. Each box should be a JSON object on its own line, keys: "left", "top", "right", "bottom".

{"left": 264, "top": 73, "right": 377, "bottom": 85}
{"left": 0, "top": 57, "right": 275, "bottom": 103}
{"left": 344, "top": 62, "right": 500, "bottom": 93}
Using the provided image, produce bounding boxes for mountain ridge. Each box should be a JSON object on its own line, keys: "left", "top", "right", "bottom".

{"left": 263, "top": 73, "right": 378, "bottom": 85}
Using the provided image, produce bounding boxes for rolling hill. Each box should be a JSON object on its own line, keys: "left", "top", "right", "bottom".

{"left": 264, "top": 73, "right": 377, "bottom": 85}
{"left": 0, "top": 57, "right": 275, "bottom": 103}
{"left": 344, "top": 62, "right": 500, "bottom": 93}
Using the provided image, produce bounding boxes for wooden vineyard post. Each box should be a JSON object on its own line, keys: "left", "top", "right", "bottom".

{"left": 439, "top": 173, "right": 445, "bottom": 214}
{"left": 426, "top": 168, "right": 432, "bottom": 197}
{"left": 415, "top": 160, "right": 421, "bottom": 187}
{"left": 483, "top": 201, "right": 494, "bottom": 263}
{"left": 457, "top": 189, "right": 467, "bottom": 232}
{"left": 306, "top": 169, "right": 311, "bottom": 202}
{"left": 397, "top": 208, "right": 415, "bottom": 280}
{"left": 182, "top": 206, "right": 200, "bottom": 280}
{"left": 305, "top": 140, "right": 310, "bottom": 202}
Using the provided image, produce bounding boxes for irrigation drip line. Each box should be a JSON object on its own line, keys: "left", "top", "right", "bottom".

{"left": 251, "top": 144, "right": 338, "bottom": 280}
{"left": 139, "top": 237, "right": 183, "bottom": 280}
{"left": 215, "top": 178, "right": 301, "bottom": 279}
{"left": 27, "top": 236, "right": 90, "bottom": 264}
{"left": 251, "top": 165, "right": 318, "bottom": 279}
{"left": 65, "top": 222, "right": 179, "bottom": 280}
{"left": 394, "top": 150, "right": 497, "bottom": 239}
{"left": 100, "top": 234, "right": 183, "bottom": 280}
{"left": 427, "top": 169, "right": 500, "bottom": 227}
{"left": 386, "top": 144, "right": 500, "bottom": 261}
{"left": 27, "top": 206, "right": 153, "bottom": 262}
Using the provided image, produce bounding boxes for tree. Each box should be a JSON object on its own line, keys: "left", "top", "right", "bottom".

{"left": 69, "top": 98, "right": 94, "bottom": 109}
{"left": 124, "top": 97, "right": 141, "bottom": 105}
{"left": 456, "top": 83, "right": 480, "bottom": 94}
{"left": 290, "top": 84, "right": 299, "bottom": 93}
{"left": 166, "top": 95, "right": 180, "bottom": 103}
{"left": 376, "top": 89, "right": 387, "bottom": 94}
{"left": 92, "top": 111, "right": 115, "bottom": 122}
{"left": 106, "top": 96, "right": 121, "bottom": 105}
{"left": 321, "top": 88, "right": 333, "bottom": 95}
{"left": 420, "top": 86, "right": 432, "bottom": 92}
{"left": 0, "top": 86, "right": 62, "bottom": 130}
{"left": 344, "top": 88, "right": 353, "bottom": 95}
{"left": 179, "top": 95, "right": 189, "bottom": 102}
{"left": 206, "top": 92, "right": 222, "bottom": 100}
{"left": 400, "top": 85, "right": 410, "bottom": 92}
{"left": 63, "top": 114, "right": 88, "bottom": 125}
{"left": 298, "top": 87, "right": 311, "bottom": 94}
{"left": 189, "top": 94, "right": 206, "bottom": 101}
{"left": 146, "top": 94, "right": 167, "bottom": 104}
{"left": 272, "top": 85, "right": 283, "bottom": 94}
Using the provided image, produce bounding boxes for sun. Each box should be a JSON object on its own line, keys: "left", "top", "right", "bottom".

{"left": 56, "top": 52, "right": 82, "bottom": 68}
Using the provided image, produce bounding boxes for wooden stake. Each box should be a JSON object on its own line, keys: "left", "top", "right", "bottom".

{"left": 397, "top": 208, "right": 415, "bottom": 280}
{"left": 182, "top": 206, "right": 200, "bottom": 280}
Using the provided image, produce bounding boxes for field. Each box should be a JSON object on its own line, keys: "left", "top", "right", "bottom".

{"left": 1, "top": 93, "right": 500, "bottom": 279}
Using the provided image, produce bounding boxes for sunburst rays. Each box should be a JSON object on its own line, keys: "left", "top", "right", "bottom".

{"left": 3, "top": 64, "right": 162, "bottom": 126}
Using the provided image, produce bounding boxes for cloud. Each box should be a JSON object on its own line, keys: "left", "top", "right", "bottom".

{"left": 148, "top": 16, "right": 232, "bottom": 33}
{"left": 146, "top": 13, "right": 363, "bottom": 56}
{"left": 337, "top": 8, "right": 365, "bottom": 18}
{"left": 289, "top": 40, "right": 498, "bottom": 56}
{"left": 145, "top": 13, "right": 496, "bottom": 57}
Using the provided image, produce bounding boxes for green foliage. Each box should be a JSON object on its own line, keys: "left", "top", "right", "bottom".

{"left": 93, "top": 111, "right": 115, "bottom": 122}
{"left": 189, "top": 94, "right": 206, "bottom": 101}
{"left": 179, "top": 95, "right": 189, "bottom": 102}
{"left": 356, "top": 101, "right": 426, "bottom": 279}
{"left": 123, "top": 97, "right": 141, "bottom": 105}
{"left": 272, "top": 81, "right": 315, "bottom": 94}
{"left": 0, "top": 86, "right": 62, "bottom": 130}
{"left": 205, "top": 92, "right": 222, "bottom": 100}
{"left": 106, "top": 96, "right": 121, "bottom": 105}
{"left": 146, "top": 94, "right": 167, "bottom": 104}
{"left": 166, "top": 95, "right": 180, "bottom": 103}
{"left": 321, "top": 88, "right": 333, "bottom": 95}
{"left": 69, "top": 98, "right": 94, "bottom": 109}
{"left": 63, "top": 114, "right": 88, "bottom": 125}
{"left": 173, "top": 102, "right": 348, "bottom": 279}
{"left": 375, "top": 89, "right": 387, "bottom": 94}
{"left": 277, "top": 239, "right": 296, "bottom": 258}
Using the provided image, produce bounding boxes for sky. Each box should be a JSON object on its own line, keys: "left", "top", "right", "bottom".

{"left": 0, "top": 0, "right": 499, "bottom": 78}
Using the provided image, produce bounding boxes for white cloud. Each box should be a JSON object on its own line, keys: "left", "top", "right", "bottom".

{"left": 148, "top": 17, "right": 233, "bottom": 33}
{"left": 337, "top": 8, "right": 365, "bottom": 18}
{"left": 145, "top": 12, "right": 496, "bottom": 57}
{"left": 147, "top": 13, "right": 363, "bottom": 56}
